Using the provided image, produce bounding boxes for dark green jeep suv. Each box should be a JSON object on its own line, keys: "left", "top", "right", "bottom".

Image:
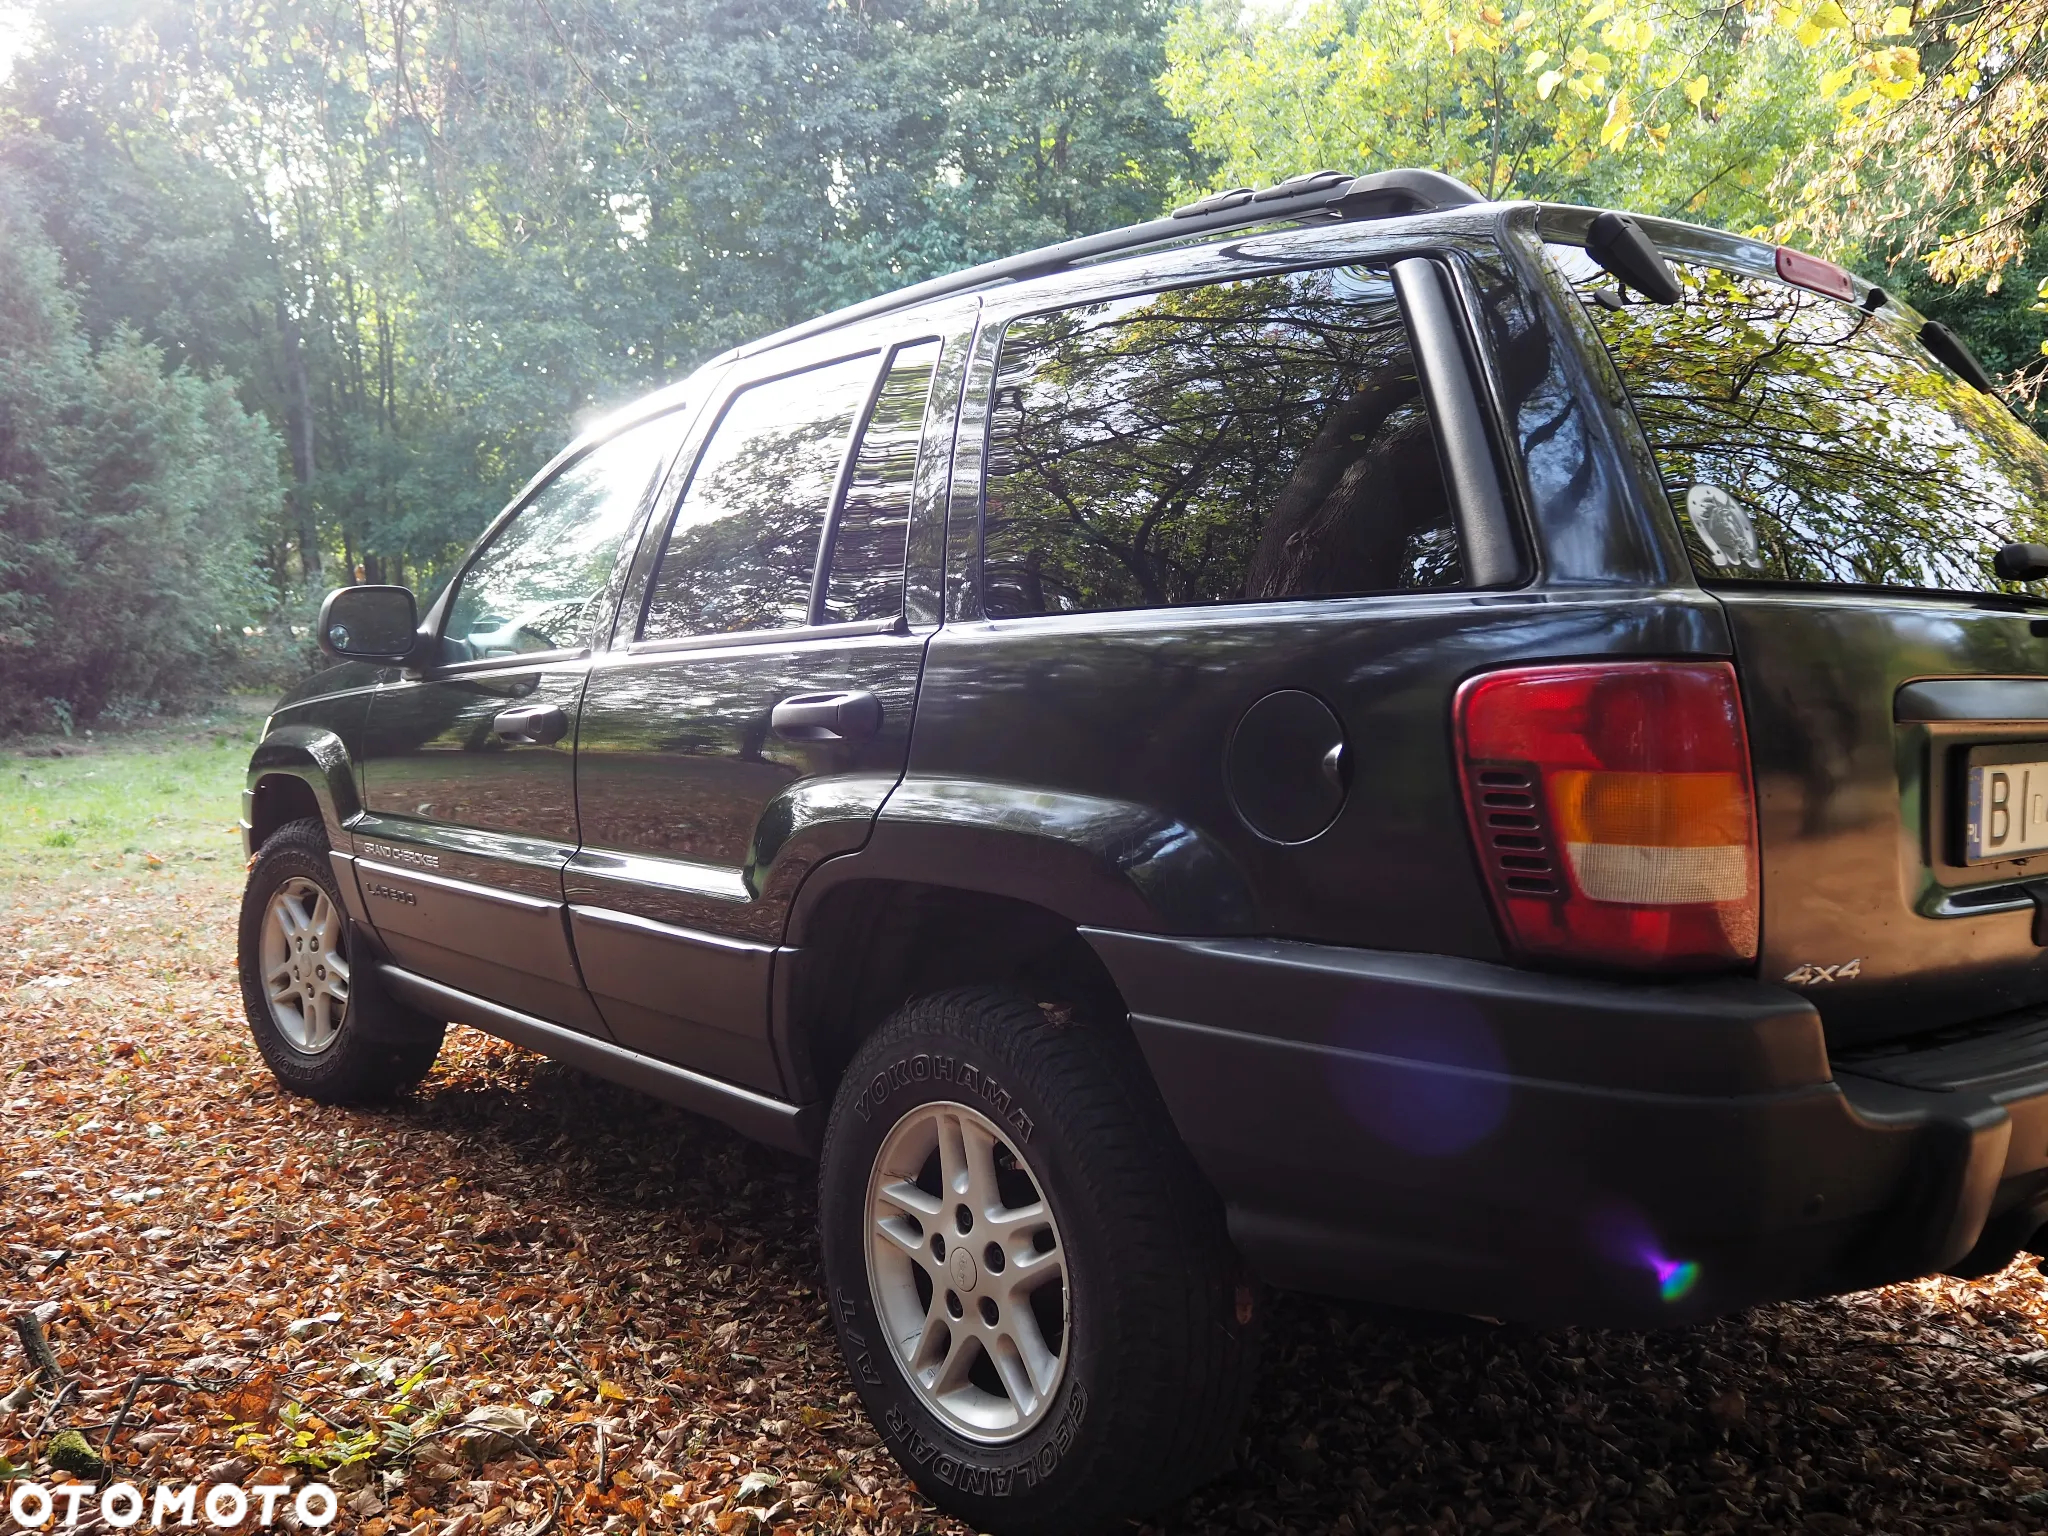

{"left": 240, "top": 167, "right": 2048, "bottom": 1533}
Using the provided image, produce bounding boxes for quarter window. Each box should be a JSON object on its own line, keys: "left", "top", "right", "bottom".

{"left": 444, "top": 412, "right": 681, "bottom": 660}
{"left": 823, "top": 339, "right": 942, "bottom": 624}
{"left": 981, "top": 268, "right": 1461, "bottom": 619}
{"left": 641, "top": 354, "right": 877, "bottom": 641}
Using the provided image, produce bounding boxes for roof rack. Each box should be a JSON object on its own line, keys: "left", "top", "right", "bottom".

{"left": 738, "top": 168, "right": 1488, "bottom": 358}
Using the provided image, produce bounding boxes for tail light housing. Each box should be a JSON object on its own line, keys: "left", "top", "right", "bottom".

{"left": 1455, "top": 662, "right": 1759, "bottom": 972}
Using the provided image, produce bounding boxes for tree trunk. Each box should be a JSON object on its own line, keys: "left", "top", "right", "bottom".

{"left": 279, "top": 301, "right": 321, "bottom": 588}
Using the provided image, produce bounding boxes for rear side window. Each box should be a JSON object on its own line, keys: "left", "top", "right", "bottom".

{"left": 1555, "top": 247, "right": 2048, "bottom": 594}
{"left": 642, "top": 353, "right": 876, "bottom": 640}
{"left": 980, "top": 268, "right": 1461, "bottom": 619}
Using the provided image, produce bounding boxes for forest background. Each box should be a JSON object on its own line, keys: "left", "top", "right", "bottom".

{"left": 0, "top": 0, "right": 2042, "bottom": 732}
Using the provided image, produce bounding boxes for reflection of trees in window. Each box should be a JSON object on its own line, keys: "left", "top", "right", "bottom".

{"left": 446, "top": 413, "right": 679, "bottom": 655}
{"left": 1567, "top": 255, "right": 2048, "bottom": 594}
{"left": 981, "top": 270, "right": 1460, "bottom": 619}
{"left": 825, "top": 340, "right": 940, "bottom": 624}
{"left": 643, "top": 355, "right": 876, "bottom": 640}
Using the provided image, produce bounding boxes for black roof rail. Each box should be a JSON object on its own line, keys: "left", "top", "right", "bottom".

{"left": 735, "top": 167, "right": 1489, "bottom": 359}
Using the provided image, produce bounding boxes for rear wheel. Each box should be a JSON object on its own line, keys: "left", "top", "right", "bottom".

{"left": 819, "top": 986, "right": 1258, "bottom": 1536}
{"left": 237, "top": 818, "right": 444, "bottom": 1103}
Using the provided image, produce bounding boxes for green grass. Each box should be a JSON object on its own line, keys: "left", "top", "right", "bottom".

{"left": 0, "top": 706, "right": 264, "bottom": 890}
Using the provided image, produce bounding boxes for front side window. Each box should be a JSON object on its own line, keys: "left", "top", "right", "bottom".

{"left": 1556, "top": 246, "right": 2048, "bottom": 594}
{"left": 641, "top": 354, "right": 877, "bottom": 640}
{"left": 444, "top": 412, "right": 681, "bottom": 659}
{"left": 980, "top": 268, "right": 1461, "bottom": 619}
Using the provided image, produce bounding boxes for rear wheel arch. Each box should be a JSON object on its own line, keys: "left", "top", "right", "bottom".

{"left": 778, "top": 879, "right": 1130, "bottom": 1106}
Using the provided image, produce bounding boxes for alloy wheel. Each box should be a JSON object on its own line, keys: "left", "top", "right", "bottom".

{"left": 864, "top": 1099, "right": 1069, "bottom": 1443}
{"left": 259, "top": 877, "right": 349, "bottom": 1055}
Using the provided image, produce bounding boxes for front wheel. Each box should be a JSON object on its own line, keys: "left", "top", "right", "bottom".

{"left": 818, "top": 987, "right": 1258, "bottom": 1536}
{"left": 236, "top": 818, "right": 444, "bottom": 1103}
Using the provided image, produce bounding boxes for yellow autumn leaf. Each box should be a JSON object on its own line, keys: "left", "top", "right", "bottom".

{"left": 1582, "top": 0, "right": 1615, "bottom": 22}
{"left": 1810, "top": 0, "right": 1851, "bottom": 31}
{"left": 1480, "top": 5, "right": 1505, "bottom": 24}
{"left": 1599, "top": 88, "right": 1633, "bottom": 147}
{"left": 1524, "top": 47, "right": 1551, "bottom": 72}
{"left": 1537, "top": 68, "right": 1567, "bottom": 99}
{"left": 1585, "top": 51, "right": 1612, "bottom": 71}
{"left": 1883, "top": 4, "right": 1913, "bottom": 33}
{"left": 598, "top": 1379, "right": 630, "bottom": 1401}
{"left": 1509, "top": 8, "right": 1538, "bottom": 32}
{"left": 1684, "top": 74, "right": 1710, "bottom": 105}
{"left": 1818, "top": 63, "right": 1857, "bottom": 95}
{"left": 1633, "top": 18, "right": 1655, "bottom": 47}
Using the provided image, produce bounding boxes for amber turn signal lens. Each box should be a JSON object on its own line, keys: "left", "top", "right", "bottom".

{"left": 1455, "top": 662, "right": 1759, "bottom": 972}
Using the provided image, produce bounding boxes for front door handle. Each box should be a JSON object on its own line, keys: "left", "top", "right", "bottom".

{"left": 492, "top": 703, "right": 567, "bottom": 745}
{"left": 771, "top": 690, "right": 882, "bottom": 743}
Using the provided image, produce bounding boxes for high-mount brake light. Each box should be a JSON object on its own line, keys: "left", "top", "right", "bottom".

{"left": 1455, "top": 662, "right": 1759, "bottom": 972}
{"left": 1775, "top": 246, "right": 1860, "bottom": 305}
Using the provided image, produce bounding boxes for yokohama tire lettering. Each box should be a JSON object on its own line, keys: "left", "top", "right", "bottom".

{"left": 851, "top": 1055, "right": 1035, "bottom": 1142}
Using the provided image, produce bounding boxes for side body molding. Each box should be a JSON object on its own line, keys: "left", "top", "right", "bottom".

{"left": 379, "top": 964, "right": 817, "bottom": 1154}
{"left": 786, "top": 775, "right": 1257, "bottom": 940}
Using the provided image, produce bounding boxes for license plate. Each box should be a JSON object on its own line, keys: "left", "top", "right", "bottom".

{"left": 1966, "top": 749, "right": 2048, "bottom": 861}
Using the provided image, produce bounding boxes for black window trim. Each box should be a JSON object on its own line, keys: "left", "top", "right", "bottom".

{"left": 625, "top": 611, "right": 907, "bottom": 659}
{"left": 969, "top": 248, "right": 1527, "bottom": 621}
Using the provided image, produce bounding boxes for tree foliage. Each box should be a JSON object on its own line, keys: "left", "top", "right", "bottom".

{"left": 0, "top": 168, "right": 279, "bottom": 731}
{"left": 1158, "top": 0, "right": 1835, "bottom": 229}
{"left": 0, "top": 0, "right": 1201, "bottom": 696}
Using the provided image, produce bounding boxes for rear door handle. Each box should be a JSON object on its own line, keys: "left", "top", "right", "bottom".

{"left": 771, "top": 690, "right": 882, "bottom": 742}
{"left": 492, "top": 703, "right": 567, "bottom": 745}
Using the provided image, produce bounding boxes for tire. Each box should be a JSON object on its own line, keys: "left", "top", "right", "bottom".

{"left": 237, "top": 818, "right": 445, "bottom": 1104}
{"left": 819, "top": 986, "right": 1259, "bottom": 1536}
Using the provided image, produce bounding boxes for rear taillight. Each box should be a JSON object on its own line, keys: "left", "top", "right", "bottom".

{"left": 1455, "top": 662, "right": 1759, "bottom": 972}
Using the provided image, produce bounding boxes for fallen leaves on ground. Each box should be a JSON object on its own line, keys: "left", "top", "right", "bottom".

{"left": 4, "top": 864, "right": 2048, "bottom": 1533}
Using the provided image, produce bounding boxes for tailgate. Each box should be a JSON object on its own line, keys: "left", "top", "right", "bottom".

{"left": 1726, "top": 591, "right": 2048, "bottom": 1047}
{"left": 1544, "top": 219, "right": 2048, "bottom": 1049}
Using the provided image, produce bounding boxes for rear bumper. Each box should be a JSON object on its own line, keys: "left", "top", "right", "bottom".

{"left": 1081, "top": 930, "right": 2048, "bottom": 1328}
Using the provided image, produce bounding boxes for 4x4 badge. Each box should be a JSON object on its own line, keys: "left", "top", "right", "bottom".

{"left": 1784, "top": 958, "right": 1863, "bottom": 985}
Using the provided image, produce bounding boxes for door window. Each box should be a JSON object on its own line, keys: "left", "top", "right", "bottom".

{"left": 444, "top": 413, "right": 682, "bottom": 660}
{"left": 641, "top": 354, "right": 878, "bottom": 640}
{"left": 980, "top": 268, "right": 1461, "bottom": 618}
{"left": 823, "top": 339, "right": 942, "bottom": 624}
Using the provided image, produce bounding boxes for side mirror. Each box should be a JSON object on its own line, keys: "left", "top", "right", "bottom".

{"left": 318, "top": 585, "right": 421, "bottom": 664}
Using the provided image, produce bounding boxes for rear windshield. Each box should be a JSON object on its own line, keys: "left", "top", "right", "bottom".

{"left": 1549, "top": 244, "right": 2048, "bottom": 597}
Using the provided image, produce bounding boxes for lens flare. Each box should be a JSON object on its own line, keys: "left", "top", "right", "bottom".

{"left": 1653, "top": 1257, "right": 1700, "bottom": 1302}
{"left": 1587, "top": 1203, "right": 1701, "bottom": 1303}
